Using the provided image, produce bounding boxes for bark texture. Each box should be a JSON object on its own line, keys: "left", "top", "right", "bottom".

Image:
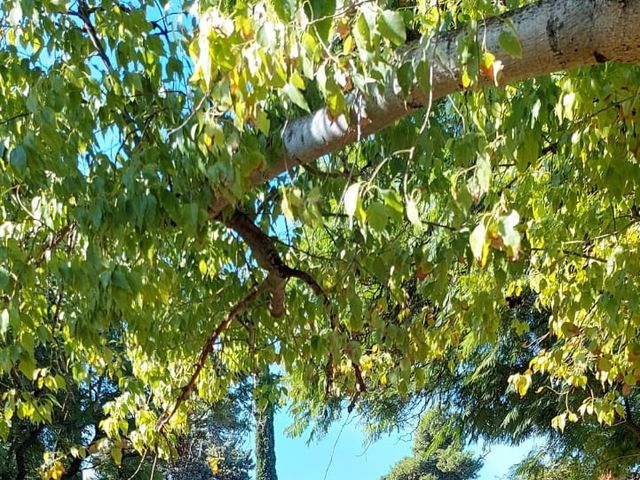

{"left": 254, "top": 404, "right": 278, "bottom": 480}
{"left": 209, "top": 0, "right": 640, "bottom": 217}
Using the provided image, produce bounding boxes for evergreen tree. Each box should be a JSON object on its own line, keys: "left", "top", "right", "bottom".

{"left": 381, "top": 408, "right": 482, "bottom": 480}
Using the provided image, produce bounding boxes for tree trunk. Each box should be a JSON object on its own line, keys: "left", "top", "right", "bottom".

{"left": 209, "top": 0, "right": 640, "bottom": 217}
{"left": 254, "top": 404, "right": 278, "bottom": 480}
{"left": 254, "top": 372, "right": 278, "bottom": 480}
{"left": 13, "top": 426, "right": 42, "bottom": 480}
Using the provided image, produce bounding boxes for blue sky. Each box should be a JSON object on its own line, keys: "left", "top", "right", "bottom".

{"left": 270, "top": 411, "right": 541, "bottom": 480}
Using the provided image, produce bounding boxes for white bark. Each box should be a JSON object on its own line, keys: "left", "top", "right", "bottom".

{"left": 209, "top": 0, "right": 640, "bottom": 217}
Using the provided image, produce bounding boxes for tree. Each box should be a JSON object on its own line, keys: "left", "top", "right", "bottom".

{"left": 254, "top": 373, "right": 279, "bottom": 480}
{"left": 162, "top": 393, "right": 253, "bottom": 480}
{"left": 380, "top": 408, "right": 482, "bottom": 480}
{"left": 254, "top": 406, "right": 278, "bottom": 480}
{"left": 2, "top": 0, "right": 640, "bottom": 473}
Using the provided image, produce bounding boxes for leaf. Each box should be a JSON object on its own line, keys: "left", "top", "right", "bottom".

{"left": 283, "top": 83, "right": 310, "bottom": 112}
{"left": 405, "top": 197, "right": 422, "bottom": 226}
{"left": 516, "top": 134, "right": 539, "bottom": 171}
{"left": 378, "top": 10, "right": 406, "bottom": 46}
{"left": 598, "top": 357, "right": 612, "bottom": 372}
{"left": 461, "top": 68, "right": 472, "bottom": 89}
{"left": 344, "top": 182, "right": 361, "bottom": 219}
{"left": 551, "top": 413, "right": 567, "bottom": 432}
{"left": 499, "top": 30, "right": 522, "bottom": 58}
{"left": 499, "top": 210, "right": 521, "bottom": 260}
{"left": 281, "top": 191, "right": 296, "bottom": 223}
{"left": 509, "top": 373, "right": 532, "bottom": 398}
{"left": 0, "top": 309, "right": 9, "bottom": 337}
{"left": 353, "top": 13, "right": 371, "bottom": 53}
{"left": 475, "top": 151, "right": 492, "bottom": 195}
{"left": 396, "top": 62, "right": 413, "bottom": 96}
{"left": 10, "top": 145, "right": 26, "bottom": 172}
{"left": 470, "top": 222, "right": 488, "bottom": 266}
{"left": 111, "top": 447, "right": 123, "bottom": 466}
{"left": 257, "top": 22, "right": 277, "bottom": 49}
{"left": 310, "top": 0, "right": 336, "bottom": 43}
{"left": 199, "top": 259, "right": 208, "bottom": 275}
{"left": 367, "top": 202, "right": 389, "bottom": 232}
{"left": 415, "top": 58, "right": 431, "bottom": 96}
{"left": 0, "top": 267, "right": 9, "bottom": 290}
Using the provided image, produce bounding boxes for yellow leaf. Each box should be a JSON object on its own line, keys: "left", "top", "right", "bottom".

{"left": 208, "top": 456, "right": 221, "bottom": 473}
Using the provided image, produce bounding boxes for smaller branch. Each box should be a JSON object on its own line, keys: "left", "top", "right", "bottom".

{"left": 166, "top": 95, "right": 208, "bottom": 137}
{"left": 347, "top": 363, "right": 367, "bottom": 414}
{"left": 156, "top": 280, "right": 268, "bottom": 432}
{"left": 0, "top": 112, "right": 29, "bottom": 126}
{"left": 125, "top": 449, "right": 148, "bottom": 480}
{"left": 283, "top": 267, "right": 327, "bottom": 303}
{"left": 303, "top": 163, "right": 353, "bottom": 180}
{"left": 325, "top": 354, "right": 334, "bottom": 397}
{"left": 530, "top": 247, "right": 606, "bottom": 263}
{"left": 69, "top": 2, "right": 114, "bottom": 73}
{"left": 14, "top": 425, "right": 43, "bottom": 480}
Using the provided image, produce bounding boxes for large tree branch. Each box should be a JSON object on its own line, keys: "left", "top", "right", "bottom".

{"left": 226, "top": 209, "right": 335, "bottom": 317}
{"left": 209, "top": 0, "right": 640, "bottom": 218}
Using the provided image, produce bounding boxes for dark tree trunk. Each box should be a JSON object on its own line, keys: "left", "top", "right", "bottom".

{"left": 14, "top": 425, "right": 42, "bottom": 480}
{"left": 255, "top": 403, "right": 278, "bottom": 480}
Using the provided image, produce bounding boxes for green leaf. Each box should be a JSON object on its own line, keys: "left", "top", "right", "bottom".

{"left": 309, "top": 0, "right": 336, "bottom": 43}
{"left": 475, "top": 152, "right": 492, "bottom": 195}
{"left": 111, "top": 447, "right": 123, "bottom": 466}
{"left": 378, "top": 10, "right": 406, "bottom": 46}
{"left": 199, "top": 259, "right": 208, "bottom": 275}
{"left": 367, "top": 202, "right": 389, "bottom": 232}
{"left": 353, "top": 13, "right": 370, "bottom": 48}
{"left": 10, "top": 145, "right": 26, "bottom": 172}
{"left": 397, "top": 62, "right": 413, "bottom": 96}
{"left": 283, "top": 83, "right": 310, "bottom": 112}
{"left": 0, "top": 267, "right": 9, "bottom": 290}
{"left": 415, "top": 58, "right": 431, "bottom": 96}
{"left": 499, "top": 30, "right": 522, "bottom": 58}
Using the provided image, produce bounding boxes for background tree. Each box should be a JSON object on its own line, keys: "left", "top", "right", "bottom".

{"left": 162, "top": 391, "right": 253, "bottom": 480}
{"left": 380, "top": 407, "right": 482, "bottom": 480}
{"left": 348, "top": 292, "right": 640, "bottom": 478}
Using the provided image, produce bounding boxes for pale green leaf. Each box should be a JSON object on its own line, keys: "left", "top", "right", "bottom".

{"left": 344, "top": 182, "right": 361, "bottom": 218}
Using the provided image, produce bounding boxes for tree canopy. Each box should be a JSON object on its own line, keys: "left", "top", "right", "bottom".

{"left": 2, "top": 0, "right": 640, "bottom": 477}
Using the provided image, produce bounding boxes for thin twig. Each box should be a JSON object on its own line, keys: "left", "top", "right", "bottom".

{"left": 69, "top": 2, "right": 114, "bottom": 73}
{"left": 0, "top": 112, "right": 29, "bottom": 126}
{"left": 166, "top": 95, "right": 208, "bottom": 137}
{"left": 125, "top": 449, "right": 148, "bottom": 480}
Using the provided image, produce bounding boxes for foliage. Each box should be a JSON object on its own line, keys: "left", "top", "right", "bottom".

{"left": 2, "top": 0, "right": 640, "bottom": 475}
{"left": 0, "top": 345, "right": 252, "bottom": 480}
{"left": 380, "top": 408, "right": 482, "bottom": 480}
{"left": 357, "top": 294, "right": 640, "bottom": 477}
